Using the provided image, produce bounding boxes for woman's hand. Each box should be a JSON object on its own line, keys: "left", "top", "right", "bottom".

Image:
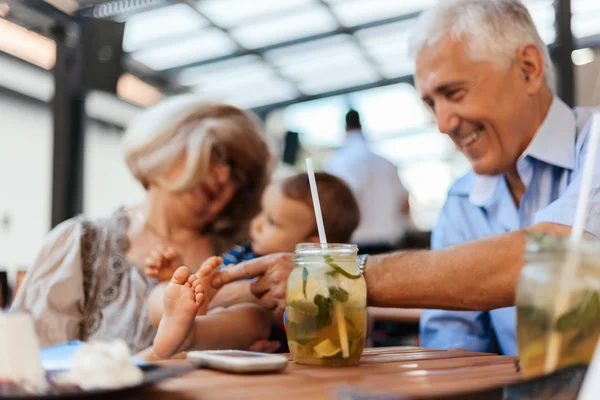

{"left": 144, "top": 245, "right": 184, "bottom": 282}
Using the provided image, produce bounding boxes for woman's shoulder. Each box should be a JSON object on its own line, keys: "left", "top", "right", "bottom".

{"left": 45, "top": 207, "right": 130, "bottom": 251}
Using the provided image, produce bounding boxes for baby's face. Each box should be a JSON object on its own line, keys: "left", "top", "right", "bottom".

{"left": 249, "top": 183, "right": 316, "bottom": 255}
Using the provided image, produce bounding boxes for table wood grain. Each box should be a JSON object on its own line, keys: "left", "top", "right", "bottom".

{"left": 132, "top": 347, "right": 521, "bottom": 400}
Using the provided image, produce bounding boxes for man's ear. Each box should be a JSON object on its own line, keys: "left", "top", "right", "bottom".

{"left": 515, "top": 43, "right": 545, "bottom": 95}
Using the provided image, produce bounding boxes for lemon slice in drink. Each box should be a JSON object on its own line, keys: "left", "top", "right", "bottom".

{"left": 313, "top": 339, "right": 342, "bottom": 358}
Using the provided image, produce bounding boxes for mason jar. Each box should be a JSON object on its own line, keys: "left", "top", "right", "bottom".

{"left": 285, "top": 243, "right": 367, "bottom": 366}
{"left": 516, "top": 234, "right": 600, "bottom": 378}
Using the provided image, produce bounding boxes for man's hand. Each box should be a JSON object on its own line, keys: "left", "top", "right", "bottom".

{"left": 213, "top": 253, "right": 294, "bottom": 321}
{"left": 248, "top": 339, "right": 281, "bottom": 353}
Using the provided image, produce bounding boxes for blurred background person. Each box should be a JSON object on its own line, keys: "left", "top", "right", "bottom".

{"left": 325, "top": 109, "right": 410, "bottom": 254}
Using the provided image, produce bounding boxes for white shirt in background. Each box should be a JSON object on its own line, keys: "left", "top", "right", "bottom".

{"left": 325, "top": 130, "right": 409, "bottom": 245}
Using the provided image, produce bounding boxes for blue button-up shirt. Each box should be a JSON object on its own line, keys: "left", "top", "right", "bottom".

{"left": 420, "top": 97, "right": 600, "bottom": 356}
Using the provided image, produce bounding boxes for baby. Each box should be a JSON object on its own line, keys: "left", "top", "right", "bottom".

{"left": 148, "top": 172, "right": 360, "bottom": 358}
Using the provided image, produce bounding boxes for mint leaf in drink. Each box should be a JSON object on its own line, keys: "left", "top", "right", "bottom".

{"left": 302, "top": 267, "right": 309, "bottom": 299}
{"left": 329, "top": 286, "right": 349, "bottom": 302}
{"left": 314, "top": 294, "right": 332, "bottom": 329}
{"left": 286, "top": 321, "right": 317, "bottom": 343}
{"left": 555, "top": 291, "right": 600, "bottom": 332}
{"left": 324, "top": 255, "right": 361, "bottom": 280}
{"left": 519, "top": 305, "right": 549, "bottom": 330}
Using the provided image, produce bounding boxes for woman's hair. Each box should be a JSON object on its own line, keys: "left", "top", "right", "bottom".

{"left": 281, "top": 172, "right": 360, "bottom": 243}
{"left": 123, "top": 95, "right": 273, "bottom": 253}
{"left": 408, "top": 0, "right": 555, "bottom": 91}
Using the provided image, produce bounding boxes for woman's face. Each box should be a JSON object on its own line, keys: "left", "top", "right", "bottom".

{"left": 162, "top": 151, "right": 243, "bottom": 229}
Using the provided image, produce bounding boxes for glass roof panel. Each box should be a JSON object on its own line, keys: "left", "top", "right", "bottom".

{"left": 276, "top": 45, "right": 369, "bottom": 80}
{"left": 523, "top": 0, "right": 556, "bottom": 44}
{"left": 356, "top": 21, "right": 413, "bottom": 76}
{"left": 572, "top": 0, "right": 600, "bottom": 38}
{"left": 572, "top": 11, "right": 600, "bottom": 38}
{"left": 197, "top": 0, "right": 315, "bottom": 28}
{"left": 191, "top": 65, "right": 282, "bottom": 94}
{"left": 330, "top": 0, "right": 438, "bottom": 26}
{"left": 298, "top": 67, "right": 378, "bottom": 94}
{"left": 264, "top": 35, "right": 353, "bottom": 67}
{"left": 177, "top": 55, "right": 265, "bottom": 86}
{"left": 225, "top": 84, "right": 298, "bottom": 108}
{"left": 572, "top": 0, "right": 600, "bottom": 13}
{"left": 123, "top": 4, "right": 206, "bottom": 52}
{"left": 131, "top": 28, "right": 237, "bottom": 71}
{"left": 230, "top": 6, "right": 338, "bottom": 49}
{"left": 192, "top": 77, "right": 297, "bottom": 108}
{"left": 377, "top": 61, "right": 415, "bottom": 79}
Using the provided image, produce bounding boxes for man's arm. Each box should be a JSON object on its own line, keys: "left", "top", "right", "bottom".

{"left": 365, "top": 222, "right": 571, "bottom": 311}
{"left": 215, "top": 224, "right": 571, "bottom": 312}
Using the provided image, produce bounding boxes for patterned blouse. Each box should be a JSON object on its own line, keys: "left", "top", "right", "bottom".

{"left": 11, "top": 208, "right": 158, "bottom": 354}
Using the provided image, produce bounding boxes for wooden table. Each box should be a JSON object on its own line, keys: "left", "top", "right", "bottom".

{"left": 136, "top": 347, "right": 522, "bottom": 400}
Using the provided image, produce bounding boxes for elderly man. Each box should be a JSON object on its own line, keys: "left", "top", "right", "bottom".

{"left": 213, "top": 0, "right": 600, "bottom": 355}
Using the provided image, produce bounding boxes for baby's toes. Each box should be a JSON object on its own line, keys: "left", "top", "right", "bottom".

{"left": 193, "top": 281, "right": 204, "bottom": 294}
{"left": 195, "top": 292, "right": 205, "bottom": 306}
{"left": 186, "top": 273, "right": 198, "bottom": 287}
{"left": 199, "top": 256, "right": 223, "bottom": 276}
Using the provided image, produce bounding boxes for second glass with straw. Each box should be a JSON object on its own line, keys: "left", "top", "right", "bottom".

{"left": 516, "top": 112, "right": 600, "bottom": 378}
{"left": 285, "top": 159, "right": 367, "bottom": 366}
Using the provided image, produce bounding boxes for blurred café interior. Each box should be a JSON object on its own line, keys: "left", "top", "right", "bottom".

{"left": 1, "top": 0, "right": 600, "bottom": 396}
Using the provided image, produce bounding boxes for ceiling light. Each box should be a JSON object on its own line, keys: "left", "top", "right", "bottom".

{"left": 572, "top": 48, "right": 595, "bottom": 66}
{"left": 0, "top": 18, "right": 56, "bottom": 69}
{"left": 116, "top": 73, "right": 162, "bottom": 107}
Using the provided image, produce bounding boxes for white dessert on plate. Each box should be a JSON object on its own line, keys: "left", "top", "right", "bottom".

{"left": 0, "top": 312, "right": 45, "bottom": 390}
{"left": 59, "top": 339, "right": 144, "bottom": 390}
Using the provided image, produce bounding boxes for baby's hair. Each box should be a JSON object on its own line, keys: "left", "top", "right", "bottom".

{"left": 280, "top": 172, "right": 360, "bottom": 243}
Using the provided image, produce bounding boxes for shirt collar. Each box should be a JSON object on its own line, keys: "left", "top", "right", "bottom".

{"left": 467, "top": 96, "right": 576, "bottom": 207}
{"left": 521, "top": 96, "right": 576, "bottom": 170}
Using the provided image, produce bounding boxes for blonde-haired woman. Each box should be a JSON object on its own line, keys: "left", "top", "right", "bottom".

{"left": 12, "top": 95, "right": 273, "bottom": 354}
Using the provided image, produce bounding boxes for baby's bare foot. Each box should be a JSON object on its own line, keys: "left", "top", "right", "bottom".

{"left": 194, "top": 256, "right": 223, "bottom": 315}
{"left": 153, "top": 266, "right": 204, "bottom": 358}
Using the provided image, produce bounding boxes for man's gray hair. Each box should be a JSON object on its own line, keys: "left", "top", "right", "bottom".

{"left": 408, "top": 0, "right": 555, "bottom": 91}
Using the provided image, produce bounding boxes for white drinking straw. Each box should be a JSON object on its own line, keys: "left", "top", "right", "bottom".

{"left": 305, "top": 158, "right": 327, "bottom": 245}
{"left": 544, "top": 113, "right": 600, "bottom": 374}
{"left": 305, "top": 158, "right": 349, "bottom": 358}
